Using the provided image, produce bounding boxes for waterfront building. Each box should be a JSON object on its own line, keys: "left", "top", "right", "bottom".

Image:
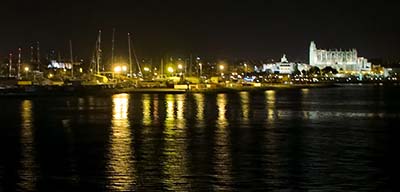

{"left": 309, "top": 41, "right": 371, "bottom": 72}
{"left": 48, "top": 60, "right": 73, "bottom": 69}
{"left": 258, "top": 54, "right": 299, "bottom": 74}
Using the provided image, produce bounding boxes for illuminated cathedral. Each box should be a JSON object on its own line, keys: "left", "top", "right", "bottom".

{"left": 309, "top": 41, "right": 371, "bottom": 72}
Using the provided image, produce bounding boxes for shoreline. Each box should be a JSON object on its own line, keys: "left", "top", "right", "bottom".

{"left": 1, "top": 82, "right": 398, "bottom": 97}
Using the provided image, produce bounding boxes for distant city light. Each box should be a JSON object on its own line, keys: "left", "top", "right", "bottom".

{"left": 167, "top": 67, "right": 174, "bottom": 73}
{"left": 122, "top": 66, "right": 127, "bottom": 72}
{"left": 114, "top": 66, "right": 122, "bottom": 73}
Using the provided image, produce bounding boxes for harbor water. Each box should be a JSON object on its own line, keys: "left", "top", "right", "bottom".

{"left": 0, "top": 86, "right": 396, "bottom": 191}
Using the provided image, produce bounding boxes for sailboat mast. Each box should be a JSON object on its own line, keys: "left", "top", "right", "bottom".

{"left": 130, "top": 34, "right": 142, "bottom": 76}
{"left": 128, "top": 32, "right": 133, "bottom": 77}
{"left": 9, "top": 53, "right": 13, "bottom": 77}
{"left": 111, "top": 28, "right": 115, "bottom": 67}
{"left": 69, "top": 40, "right": 74, "bottom": 78}
{"left": 30, "top": 46, "right": 34, "bottom": 63}
{"left": 90, "top": 46, "right": 96, "bottom": 74}
{"left": 17, "top": 48, "right": 22, "bottom": 79}
{"left": 37, "top": 41, "right": 40, "bottom": 71}
{"left": 96, "top": 30, "right": 102, "bottom": 74}
{"left": 161, "top": 58, "right": 164, "bottom": 76}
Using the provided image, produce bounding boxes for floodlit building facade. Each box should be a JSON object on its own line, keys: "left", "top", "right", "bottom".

{"left": 309, "top": 41, "right": 371, "bottom": 72}
{"left": 258, "top": 55, "right": 298, "bottom": 74}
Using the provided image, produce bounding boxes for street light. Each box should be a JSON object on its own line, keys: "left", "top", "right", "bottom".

{"left": 114, "top": 66, "right": 122, "bottom": 73}
{"left": 167, "top": 67, "right": 174, "bottom": 74}
{"left": 199, "top": 62, "right": 202, "bottom": 77}
{"left": 177, "top": 64, "right": 184, "bottom": 76}
{"left": 219, "top": 64, "right": 225, "bottom": 79}
{"left": 24, "top": 67, "right": 29, "bottom": 79}
{"left": 122, "top": 66, "right": 127, "bottom": 72}
{"left": 143, "top": 67, "right": 151, "bottom": 79}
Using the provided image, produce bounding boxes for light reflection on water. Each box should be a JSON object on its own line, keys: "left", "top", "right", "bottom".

{"left": 194, "top": 93, "right": 205, "bottom": 127}
{"left": 240, "top": 91, "right": 250, "bottom": 122}
{"left": 162, "top": 94, "right": 189, "bottom": 191}
{"left": 107, "top": 93, "right": 136, "bottom": 191}
{"left": 262, "top": 92, "right": 284, "bottom": 189}
{"left": 213, "top": 94, "right": 232, "bottom": 191}
{"left": 142, "top": 94, "right": 152, "bottom": 126}
{"left": 266, "top": 90, "right": 276, "bottom": 121}
{"left": 152, "top": 95, "right": 160, "bottom": 125}
{"left": 0, "top": 87, "right": 397, "bottom": 191}
{"left": 17, "top": 100, "right": 38, "bottom": 191}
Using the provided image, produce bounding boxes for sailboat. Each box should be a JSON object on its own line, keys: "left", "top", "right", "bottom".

{"left": 128, "top": 32, "right": 143, "bottom": 78}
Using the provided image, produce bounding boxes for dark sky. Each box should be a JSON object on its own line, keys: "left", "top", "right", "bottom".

{"left": 1, "top": 0, "right": 399, "bottom": 62}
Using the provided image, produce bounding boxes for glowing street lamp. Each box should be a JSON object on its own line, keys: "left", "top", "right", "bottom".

{"left": 24, "top": 67, "right": 29, "bottom": 79}
{"left": 122, "top": 66, "right": 127, "bottom": 72}
{"left": 199, "top": 62, "right": 202, "bottom": 77}
{"left": 167, "top": 67, "right": 174, "bottom": 74}
{"left": 143, "top": 67, "right": 151, "bottom": 79}
{"left": 177, "top": 64, "right": 183, "bottom": 70}
{"left": 219, "top": 64, "right": 225, "bottom": 78}
{"left": 114, "top": 66, "right": 122, "bottom": 73}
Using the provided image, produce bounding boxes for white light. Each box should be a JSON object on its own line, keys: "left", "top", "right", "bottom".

{"left": 114, "top": 66, "right": 122, "bottom": 73}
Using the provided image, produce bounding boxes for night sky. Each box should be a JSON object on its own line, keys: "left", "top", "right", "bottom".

{"left": 1, "top": 0, "right": 399, "bottom": 62}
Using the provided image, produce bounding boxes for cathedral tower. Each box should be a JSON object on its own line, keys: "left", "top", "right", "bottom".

{"left": 309, "top": 41, "right": 317, "bottom": 65}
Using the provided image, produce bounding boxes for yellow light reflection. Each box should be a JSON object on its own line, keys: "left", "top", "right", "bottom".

{"left": 107, "top": 94, "right": 136, "bottom": 191}
{"left": 301, "top": 88, "right": 309, "bottom": 119}
{"left": 214, "top": 94, "right": 232, "bottom": 191}
{"left": 78, "top": 97, "right": 84, "bottom": 111}
{"left": 263, "top": 90, "right": 280, "bottom": 181}
{"left": 86, "top": 96, "right": 98, "bottom": 123}
{"left": 217, "top": 94, "right": 228, "bottom": 125}
{"left": 301, "top": 88, "right": 309, "bottom": 95}
{"left": 239, "top": 91, "right": 249, "bottom": 122}
{"left": 265, "top": 90, "right": 276, "bottom": 122}
{"left": 166, "top": 94, "right": 175, "bottom": 121}
{"left": 176, "top": 94, "right": 184, "bottom": 122}
{"left": 88, "top": 96, "right": 95, "bottom": 110}
{"left": 194, "top": 93, "right": 205, "bottom": 125}
{"left": 162, "top": 94, "right": 189, "bottom": 191}
{"left": 153, "top": 95, "right": 159, "bottom": 123}
{"left": 142, "top": 94, "right": 151, "bottom": 126}
{"left": 17, "top": 100, "right": 37, "bottom": 191}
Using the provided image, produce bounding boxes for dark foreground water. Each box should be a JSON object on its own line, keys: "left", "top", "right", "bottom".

{"left": 0, "top": 86, "right": 397, "bottom": 191}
